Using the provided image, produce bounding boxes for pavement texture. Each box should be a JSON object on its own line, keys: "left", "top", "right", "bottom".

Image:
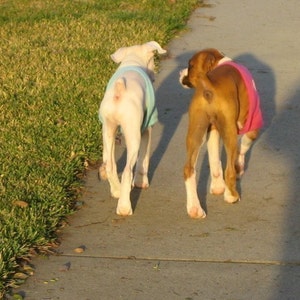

{"left": 13, "top": 0, "right": 300, "bottom": 299}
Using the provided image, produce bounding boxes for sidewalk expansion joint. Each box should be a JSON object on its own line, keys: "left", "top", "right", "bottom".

{"left": 58, "top": 254, "right": 300, "bottom": 267}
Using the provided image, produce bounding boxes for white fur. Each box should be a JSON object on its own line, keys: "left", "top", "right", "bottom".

{"left": 179, "top": 68, "right": 189, "bottom": 89}
{"left": 99, "top": 41, "right": 166, "bottom": 216}
{"left": 217, "top": 56, "right": 232, "bottom": 65}
{"left": 236, "top": 134, "right": 253, "bottom": 177}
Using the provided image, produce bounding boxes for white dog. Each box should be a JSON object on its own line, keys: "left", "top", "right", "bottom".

{"left": 99, "top": 41, "right": 166, "bottom": 216}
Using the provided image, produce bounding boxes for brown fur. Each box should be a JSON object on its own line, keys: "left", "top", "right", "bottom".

{"left": 181, "top": 48, "right": 261, "bottom": 218}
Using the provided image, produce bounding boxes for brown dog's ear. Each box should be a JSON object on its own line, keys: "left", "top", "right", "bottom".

{"left": 182, "top": 75, "right": 195, "bottom": 88}
{"left": 203, "top": 53, "right": 217, "bottom": 72}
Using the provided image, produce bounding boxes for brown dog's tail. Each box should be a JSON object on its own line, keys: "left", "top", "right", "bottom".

{"left": 113, "top": 77, "right": 126, "bottom": 101}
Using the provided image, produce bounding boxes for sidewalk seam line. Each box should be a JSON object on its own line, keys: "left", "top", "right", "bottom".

{"left": 58, "top": 254, "right": 300, "bottom": 266}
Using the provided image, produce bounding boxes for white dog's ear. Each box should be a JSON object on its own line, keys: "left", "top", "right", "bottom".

{"left": 111, "top": 47, "right": 127, "bottom": 63}
{"left": 144, "top": 41, "right": 167, "bottom": 54}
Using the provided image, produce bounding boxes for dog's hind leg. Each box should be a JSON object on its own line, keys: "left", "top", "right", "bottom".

{"left": 221, "top": 125, "right": 240, "bottom": 204}
{"left": 184, "top": 109, "right": 208, "bottom": 219}
{"left": 134, "top": 127, "right": 151, "bottom": 189}
{"left": 236, "top": 130, "right": 259, "bottom": 177}
{"left": 207, "top": 127, "right": 225, "bottom": 195}
{"left": 116, "top": 128, "right": 141, "bottom": 216}
{"left": 101, "top": 121, "right": 121, "bottom": 199}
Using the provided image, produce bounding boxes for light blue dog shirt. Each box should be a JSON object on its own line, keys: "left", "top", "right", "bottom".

{"left": 99, "top": 66, "right": 158, "bottom": 133}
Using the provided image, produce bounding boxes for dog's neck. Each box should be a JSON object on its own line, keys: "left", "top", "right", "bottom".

{"left": 218, "top": 56, "right": 232, "bottom": 65}
{"left": 117, "top": 59, "right": 155, "bottom": 82}
{"left": 118, "top": 53, "right": 150, "bottom": 68}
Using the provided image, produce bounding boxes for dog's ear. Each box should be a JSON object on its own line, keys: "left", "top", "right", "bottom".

{"left": 203, "top": 53, "right": 217, "bottom": 72}
{"left": 144, "top": 41, "right": 167, "bottom": 55}
{"left": 111, "top": 47, "right": 127, "bottom": 63}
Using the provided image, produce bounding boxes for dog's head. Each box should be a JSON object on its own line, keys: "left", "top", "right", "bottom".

{"left": 180, "top": 48, "right": 227, "bottom": 88}
{"left": 111, "top": 41, "right": 167, "bottom": 81}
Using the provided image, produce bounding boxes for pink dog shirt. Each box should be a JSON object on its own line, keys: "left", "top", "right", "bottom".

{"left": 219, "top": 61, "right": 264, "bottom": 134}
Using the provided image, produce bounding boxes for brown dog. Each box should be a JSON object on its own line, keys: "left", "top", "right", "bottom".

{"left": 179, "top": 48, "right": 263, "bottom": 219}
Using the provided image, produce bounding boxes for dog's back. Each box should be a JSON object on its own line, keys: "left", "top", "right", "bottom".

{"left": 206, "top": 62, "right": 263, "bottom": 134}
{"left": 100, "top": 70, "right": 146, "bottom": 129}
{"left": 100, "top": 66, "right": 158, "bottom": 134}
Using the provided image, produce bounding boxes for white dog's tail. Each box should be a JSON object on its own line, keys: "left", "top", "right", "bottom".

{"left": 113, "top": 77, "right": 126, "bottom": 101}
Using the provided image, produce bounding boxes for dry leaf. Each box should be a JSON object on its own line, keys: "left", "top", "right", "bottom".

{"left": 13, "top": 201, "right": 28, "bottom": 208}
{"left": 22, "top": 264, "right": 35, "bottom": 275}
{"left": 13, "top": 272, "right": 28, "bottom": 280}
{"left": 73, "top": 245, "right": 86, "bottom": 253}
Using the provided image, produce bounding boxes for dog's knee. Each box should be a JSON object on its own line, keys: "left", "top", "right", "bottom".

{"left": 184, "top": 164, "right": 195, "bottom": 180}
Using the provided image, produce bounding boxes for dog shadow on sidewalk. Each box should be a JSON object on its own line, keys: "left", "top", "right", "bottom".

{"left": 119, "top": 51, "right": 194, "bottom": 212}
{"left": 115, "top": 50, "right": 300, "bottom": 295}
{"left": 149, "top": 52, "right": 194, "bottom": 175}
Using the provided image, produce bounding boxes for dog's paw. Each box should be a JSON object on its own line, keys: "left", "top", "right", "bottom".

{"left": 188, "top": 206, "right": 206, "bottom": 219}
{"left": 210, "top": 176, "right": 225, "bottom": 195}
{"left": 134, "top": 182, "right": 149, "bottom": 189}
{"left": 210, "top": 186, "right": 225, "bottom": 195}
{"left": 133, "top": 173, "right": 149, "bottom": 189}
{"left": 210, "top": 187, "right": 225, "bottom": 196}
{"left": 99, "top": 164, "right": 107, "bottom": 181}
{"left": 224, "top": 196, "right": 240, "bottom": 204}
{"left": 224, "top": 188, "right": 240, "bottom": 203}
{"left": 116, "top": 205, "right": 133, "bottom": 216}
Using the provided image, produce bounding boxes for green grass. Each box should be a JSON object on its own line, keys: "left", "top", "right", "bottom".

{"left": 0, "top": 0, "right": 200, "bottom": 295}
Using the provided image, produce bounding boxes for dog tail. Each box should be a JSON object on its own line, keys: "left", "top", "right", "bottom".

{"left": 113, "top": 77, "right": 126, "bottom": 101}
{"left": 200, "top": 76, "right": 214, "bottom": 103}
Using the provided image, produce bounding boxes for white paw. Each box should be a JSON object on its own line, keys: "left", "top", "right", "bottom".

{"left": 134, "top": 173, "right": 149, "bottom": 189}
{"left": 224, "top": 188, "right": 240, "bottom": 203}
{"left": 187, "top": 206, "right": 206, "bottom": 219}
{"left": 210, "top": 176, "right": 225, "bottom": 195}
{"left": 116, "top": 204, "right": 133, "bottom": 216}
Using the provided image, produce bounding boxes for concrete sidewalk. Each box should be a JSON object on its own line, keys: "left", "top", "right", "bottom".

{"left": 13, "top": 1, "right": 300, "bottom": 299}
